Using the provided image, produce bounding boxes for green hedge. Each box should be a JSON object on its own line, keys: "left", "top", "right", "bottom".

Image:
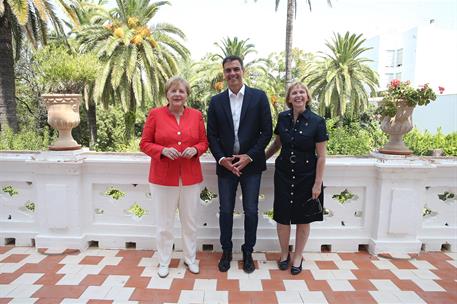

{"left": 404, "top": 128, "right": 457, "bottom": 156}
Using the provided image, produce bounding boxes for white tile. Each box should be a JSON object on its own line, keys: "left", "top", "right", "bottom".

{"left": 410, "top": 260, "right": 436, "bottom": 270}
{"left": 392, "top": 291, "right": 426, "bottom": 303}
{"left": 411, "top": 278, "right": 446, "bottom": 291}
{"left": 238, "top": 278, "right": 263, "bottom": 291}
{"left": 147, "top": 277, "right": 173, "bottom": 289}
{"left": 369, "top": 291, "right": 402, "bottom": 303}
{"left": 22, "top": 255, "right": 46, "bottom": 264}
{"left": 8, "top": 298, "right": 37, "bottom": 303}
{"left": 252, "top": 253, "right": 266, "bottom": 260}
{"left": 298, "top": 291, "right": 328, "bottom": 304}
{"left": 203, "top": 290, "right": 228, "bottom": 304}
{"left": 275, "top": 291, "right": 303, "bottom": 303}
{"left": 302, "top": 253, "right": 322, "bottom": 261}
{"left": 226, "top": 267, "right": 250, "bottom": 280}
{"left": 56, "top": 273, "right": 88, "bottom": 285}
{"left": 61, "top": 299, "right": 88, "bottom": 304}
{"left": 0, "top": 284, "right": 19, "bottom": 297}
{"left": 79, "top": 285, "right": 112, "bottom": 299}
{"left": 102, "top": 275, "right": 129, "bottom": 287}
{"left": 372, "top": 260, "right": 397, "bottom": 270}
{"left": 193, "top": 279, "right": 217, "bottom": 290}
{"left": 11, "top": 273, "right": 43, "bottom": 284}
{"left": 301, "top": 261, "right": 319, "bottom": 270}
{"left": 310, "top": 269, "right": 334, "bottom": 280}
{"left": 60, "top": 255, "right": 85, "bottom": 264}
{"left": 248, "top": 269, "right": 271, "bottom": 279}
{"left": 331, "top": 270, "right": 356, "bottom": 280}
{"left": 5, "top": 284, "right": 42, "bottom": 298}
{"left": 333, "top": 260, "right": 358, "bottom": 270}
{"left": 78, "top": 265, "right": 104, "bottom": 275}
{"left": 178, "top": 290, "right": 204, "bottom": 304}
{"left": 257, "top": 260, "right": 279, "bottom": 270}
{"left": 318, "top": 253, "right": 342, "bottom": 261}
{"left": 283, "top": 280, "right": 308, "bottom": 291}
{"left": 9, "top": 247, "right": 36, "bottom": 254}
{"left": 370, "top": 279, "right": 401, "bottom": 291}
{"left": 327, "top": 279, "right": 355, "bottom": 291}
{"left": 100, "top": 256, "right": 123, "bottom": 266}
{"left": 0, "top": 262, "right": 24, "bottom": 273}
{"left": 391, "top": 269, "right": 417, "bottom": 280}
{"left": 138, "top": 257, "right": 157, "bottom": 267}
{"left": 57, "top": 264, "right": 83, "bottom": 274}
{"left": 412, "top": 269, "right": 440, "bottom": 280}
{"left": 104, "top": 286, "right": 135, "bottom": 301}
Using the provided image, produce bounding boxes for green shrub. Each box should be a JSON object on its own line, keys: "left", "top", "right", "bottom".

{"left": 0, "top": 126, "right": 55, "bottom": 151}
{"left": 404, "top": 128, "right": 457, "bottom": 156}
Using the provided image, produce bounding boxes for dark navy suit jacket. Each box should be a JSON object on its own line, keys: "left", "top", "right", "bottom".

{"left": 207, "top": 86, "right": 273, "bottom": 176}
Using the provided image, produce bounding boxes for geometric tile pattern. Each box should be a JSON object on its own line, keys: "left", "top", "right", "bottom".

{"left": 0, "top": 246, "right": 456, "bottom": 303}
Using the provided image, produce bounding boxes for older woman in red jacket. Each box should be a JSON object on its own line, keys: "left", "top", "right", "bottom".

{"left": 140, "top": 76, "right": 208, "bottom": 278}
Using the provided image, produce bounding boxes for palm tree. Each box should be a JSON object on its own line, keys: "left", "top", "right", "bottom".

{"left": 257, "top": 0, "right": 332, "bottom": 92}
{"left": 305, "top": 32, "right": 379, "bottom": 119}
{"left": 76, "top": 0, "right": 189, "bottom": 141}
{"left": 0, "top": 0, "right": 65, "bottom": 132}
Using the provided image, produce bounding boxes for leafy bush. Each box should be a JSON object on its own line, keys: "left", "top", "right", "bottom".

{"left": 404, "top": 128, "right": 457, "bottom": 156}
{"left": 326, "top": 118, "right": 387, "bottom": 155}
{"left": 34, "top": 45, "right": 99, "bottom": 94}
{"left": 0, "top": 126, "right": 55, "bottom": 151}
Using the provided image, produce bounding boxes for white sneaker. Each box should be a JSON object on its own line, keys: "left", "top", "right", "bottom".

{"left": 184, "top": 262, "right": 200, "bottom": 274}
{"left": 158, "top": 265, "right": 169, "bottom": 278}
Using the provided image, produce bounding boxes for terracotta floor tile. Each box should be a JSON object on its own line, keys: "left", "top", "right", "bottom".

{"left": 0, "top": 272, "right": 22, "bottom": 284}
{"left": 16, "top": 262, "right": 64, "bottom": 274}
{"left": 352, "top": 260, "right": 378, "bottom": 270}
{"left": 0, "top": 298, "right": 12, "bottom": 304}
{"left": 390, "top": 278, "right": 422, "bottom": 292}
{"left": 99, "top": 265, "right": 144, "bottom": 276}
{"left": 35, "top": 298, "right": 63, "bottom": 304}
{"left": 79, "top": 256, "right": 104, "bottom": 265}
{"left": 436, "top": 280, "right": 457, "bottom": 294}
{"left": 0, "top": 253, "right": 29, "bottom": 263}
{"left": 217, "top": 279, "right": 240, "bottom": 291}
{"left": 248, "top": 291, "right": 278, "bottom": 304}
{"left": 170, "top": 278, "right": 195, "bottom": 290}
{"left": 432, "top": 269, "right": 457, "bottom": 280}
{"left": 265, "top": 252, "right": 281, "bottom": 261}
{"left": 305, "top": 279, "right": 332, "bottom": 292}
{"left": 130, "top": 289, "right": 180, "bottom": 303}
{"left": 350, "top": 279, "right": 377, "bottom": 291}
{"left": 79, "top": 274, "right": 108, "bottom": 286}
{"left": 390, "top": 259, "right": 417, "bottom": 269}
{"left": 35, "top": 273, "right": 65, "bottom": 285}
{"left": 196, "top": 252, "right": 220, "bottom": 261}
{"left": 415, "top": 291, "right": 457, "bottom": 304}
{"left": 125, "top": 276, "right": 151, "bottom": 289}
{"left": 32, "top": 285, "right": 87, "bottom": 298}
{"left": 315, "top": 261, "right": 339, "bottom": 269}
{"left": 116, "top": 249, "right": 154, "bottom": 258}
{"left": 416, "top": 252, "right": 452, "bottom": 262}
{"left": 87, "top": 300, "right": 113, "bottom": 304}
{"left": 338, "top": 252, "right": 377, "bottom": 261}
{"left": 352, "top": 269, "right": 397, "bottom": 280}
{"left": 325, "top": 291, "right": 377, "bottom": 304}
{"left": 228, "top": 291, "right": 252, "bottom": 304}
{"left": 0, "top": 246, "right": 14, "bottom": 254}
{"left": 261, "top": 278, "right": 285, "bottom": 291}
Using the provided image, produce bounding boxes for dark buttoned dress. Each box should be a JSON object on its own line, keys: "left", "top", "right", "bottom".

{"left": 273, "top": 109, "right": 329, "bottom": 225}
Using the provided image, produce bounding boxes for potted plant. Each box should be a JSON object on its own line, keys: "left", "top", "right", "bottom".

{"left": 376, "top": 79, "right": 444, "bottom": 155}
{"left": 35, "top": 46, "right": 99, "bottom": 150}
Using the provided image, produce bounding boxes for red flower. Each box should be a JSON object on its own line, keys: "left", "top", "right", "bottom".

{"left": 438, "top": 86, "right": 445, "bottom": 94}
{"left": 390, "top": 79, "right": 400, "bottom": 89}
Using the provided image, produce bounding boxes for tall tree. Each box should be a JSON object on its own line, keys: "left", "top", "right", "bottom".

{"left": 305, "top": 32, "right": 379, "bottom": 119}
{"left": 0, "top": 0, "right": 65, "bottom": 132}
{"left": 76, "top": 0, "right": 189, "bottom": 141}
{"left": 257, "top": 0, "right": 332, "bottom": 92}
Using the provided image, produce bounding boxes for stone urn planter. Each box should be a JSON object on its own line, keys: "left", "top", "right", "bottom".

{"left": 43, "top": 94, "right": 82, "bottom": 151}
{"left": 379, "top": 99, "right": 414, "bottom": 155}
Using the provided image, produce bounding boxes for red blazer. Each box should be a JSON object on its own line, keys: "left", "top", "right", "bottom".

{"left": 140, "top": 106, "right": 208, "bottom": 186}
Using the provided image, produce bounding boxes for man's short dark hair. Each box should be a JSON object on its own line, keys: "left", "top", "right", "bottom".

{"left": 222, "top": 55, "right": 244, "bottom": 69}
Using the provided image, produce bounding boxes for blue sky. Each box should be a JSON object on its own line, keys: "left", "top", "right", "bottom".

{"left": 154, "top": 0, "right": 457, "bottom": 60}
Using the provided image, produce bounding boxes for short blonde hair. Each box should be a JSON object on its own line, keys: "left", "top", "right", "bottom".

{"left": 165, "top": 76, "right": 191, "bottom": 96}
{"left": 285, "top": 82, "right": 312, "bottom": 109}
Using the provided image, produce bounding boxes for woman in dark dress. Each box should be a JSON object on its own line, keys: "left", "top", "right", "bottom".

{"left": 265, "top": 82, "right": 328, "bottom": 275}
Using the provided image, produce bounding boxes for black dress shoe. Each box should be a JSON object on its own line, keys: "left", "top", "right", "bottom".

{"left": 218, "top": 251, "right": 232, "bottom": 272}
{"left": 242, "top": 251, "right": 255, "bottom": 273}
{"left": 290, "top": 258, "right": 303, "bottom": 275}
{"left": 277, "top": 253, "right": 290, "bottom": 271}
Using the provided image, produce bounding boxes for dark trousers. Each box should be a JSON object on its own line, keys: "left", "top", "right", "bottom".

{"left": 218, "top": 173, "right": 262, "bottom": 254}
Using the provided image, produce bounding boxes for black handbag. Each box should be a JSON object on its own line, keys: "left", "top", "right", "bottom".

{"left": 302, "top": 197, "right": 323, "bottom": 218}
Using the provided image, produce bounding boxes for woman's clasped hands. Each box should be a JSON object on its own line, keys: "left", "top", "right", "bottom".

{"left": 162, "top": 147, "right": 197, "bottom": 160}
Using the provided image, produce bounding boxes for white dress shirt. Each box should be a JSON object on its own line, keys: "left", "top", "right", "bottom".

{"left": 228, "top": 85, "right": 245, "bottom": 154}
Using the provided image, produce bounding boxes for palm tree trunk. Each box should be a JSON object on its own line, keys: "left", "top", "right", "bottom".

{"left": 284, "top": 0, "right": 295, "bottom": 93}
{"left": 87, "top": 101, "right": 97, "bottom": 149}
{"left": 0, "top": 15, "right": 19, "bottom": 132}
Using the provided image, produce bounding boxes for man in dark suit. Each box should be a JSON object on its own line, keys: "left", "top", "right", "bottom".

{"left": 207, "top": 55, "right": 272, "bottom": 273}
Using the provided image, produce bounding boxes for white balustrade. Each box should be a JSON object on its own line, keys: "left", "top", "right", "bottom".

{"left": 0, "top": 150, "right": 456, "bottom": 254}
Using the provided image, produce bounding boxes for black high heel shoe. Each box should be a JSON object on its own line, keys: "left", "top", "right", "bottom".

{"left": 277, "top": 253, "right": 290, "bottom": 270}
{"left": 290, "top": 258, "right": 303, "bottom": 275}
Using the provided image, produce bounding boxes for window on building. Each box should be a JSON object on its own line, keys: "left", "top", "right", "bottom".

{"left": 386, "top": 73, "right": 395, "bottom": 82}
{"left": 396, "top": 49, "right": 403, "bottom": 67}
{"left": 386, "top": 50, "right": 395, "bottom": 68}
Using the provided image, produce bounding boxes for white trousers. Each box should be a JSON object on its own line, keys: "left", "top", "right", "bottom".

{"left": 150, "top": 182, "right": 201, "bottom": 267}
